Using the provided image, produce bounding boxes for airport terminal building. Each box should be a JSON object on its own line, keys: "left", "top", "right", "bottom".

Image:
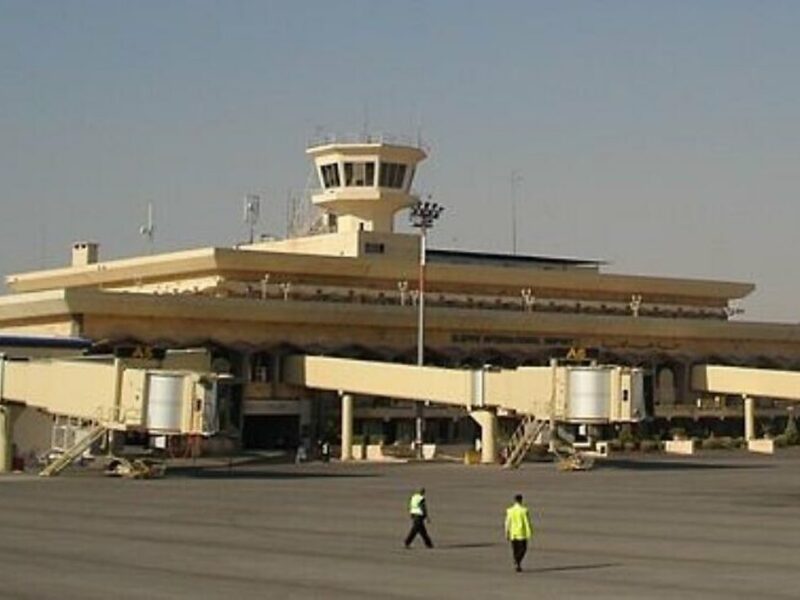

{"left": 2, "top": 139, "right": 800, "bottom": 450}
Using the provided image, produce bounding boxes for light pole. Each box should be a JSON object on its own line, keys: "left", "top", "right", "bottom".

{"left": 139, "top": 201, "right": 155, "bottom": 255}
{"left": 409, "top": 199, "right": 444, "bottom": 455}
{"left": 243, "top": 194, "right": 261, "bottom": 244}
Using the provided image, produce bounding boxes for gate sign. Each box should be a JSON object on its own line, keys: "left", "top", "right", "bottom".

{"left": 566, "top": 347, "right": 587, "bottom": 361}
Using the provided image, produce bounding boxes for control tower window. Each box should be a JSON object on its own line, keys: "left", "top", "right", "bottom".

{"left": 320, "top": 163, "right": 341, "bottom": 188}
{"left": 344, "top": 162, "right": 375, "bottom": 186}
{"left": 379, "top": 162, "right": 407, "bottom": 189}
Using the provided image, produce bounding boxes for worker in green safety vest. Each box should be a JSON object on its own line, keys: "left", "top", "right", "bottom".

{"left": 404, "top": 488, "right": 434, "bottom": 548}
{"left": 505, "top": 493, "right": 533, "bottom": 572}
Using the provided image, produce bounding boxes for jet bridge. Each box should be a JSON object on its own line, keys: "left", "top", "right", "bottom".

{"left": 692, "top": 365, "right": 800, "bottom": 402}
{"left": 0, "top": 354, "right": 223, "bottom": 475}
{"left": 283, "top": 355, "right": 645, "bottom": 464}
{"left": 692, "top": 364, "right": 800, "bottom": 446}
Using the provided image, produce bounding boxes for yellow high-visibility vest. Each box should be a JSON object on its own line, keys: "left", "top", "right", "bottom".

{"left": 505, "top": 503, "right": 533, "bottom": 540}
{"left": 409, "top": 493, "right": 425, "bottom": 516}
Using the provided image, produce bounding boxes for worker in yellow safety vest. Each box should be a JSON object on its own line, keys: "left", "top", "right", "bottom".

{"left": 505, "top": 493, "right": 533, "bottom": 572}
{"left": 404, "top": 488, "right": 434, "bottom": 548}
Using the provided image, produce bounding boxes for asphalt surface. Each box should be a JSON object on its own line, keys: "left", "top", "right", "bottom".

{"left": 1, "top": 450, "right": 799, "bottom": 599}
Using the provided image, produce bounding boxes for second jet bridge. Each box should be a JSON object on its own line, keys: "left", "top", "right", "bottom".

{"left": 693, "top": 364, "right": 800, "bottom": 446}
{"left": 283, "top": 355, "right": 645, "bottom": 463}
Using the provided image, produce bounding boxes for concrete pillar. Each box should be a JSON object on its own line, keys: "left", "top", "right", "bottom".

{"left": 241, "top": 351, "right": 253, "bottom": 383}
{"left": 744, "top": 395, "right": 755, "bottom": 441}
{"left": 299, "top": 399, "right": 312, "bottom": 432}
{"left": 0, "top": 405, "right": 11, "bottom": 473}
{"left": 680, "top": 362, "right": 692, "bottom": 405}
{"left": 469, "top": 409, "right": 498, "bottom": 464}
{"left": 340, "top": 393, "right": 353, "bottom": 461}
{"left": 271, "top": 354, "right": 282, "bottom": 386}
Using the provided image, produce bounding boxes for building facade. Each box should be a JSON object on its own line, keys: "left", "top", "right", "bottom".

{"left": 2, "top": 139, "right": 800, "bottom": 449}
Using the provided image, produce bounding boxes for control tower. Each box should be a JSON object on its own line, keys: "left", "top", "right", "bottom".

{"left": 306, "top": 141, "right": 427, "bottom": 234}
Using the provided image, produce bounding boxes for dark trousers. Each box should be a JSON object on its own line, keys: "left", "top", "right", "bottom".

{"left": 511, "top": 539, "right": 528, "bottom": 567}
{"left": 404, "top": 516, "right": 433, "bottom": 548}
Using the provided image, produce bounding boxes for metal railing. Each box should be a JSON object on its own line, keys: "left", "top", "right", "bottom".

{"left": 307, "top": 131, "right": 425, "bottom": 149}
{"left": 502, "top": 416, "right": 547, "bottom": 469}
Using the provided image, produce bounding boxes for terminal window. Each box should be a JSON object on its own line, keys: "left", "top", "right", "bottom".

{"left": 249, "top": 353, "right": 272, "bottom": 382}
{"left": 364, "top": 242, "right": 385, "bottom": 254}
{"left": 344, "top": 162, "right": 375, "bottom": 186}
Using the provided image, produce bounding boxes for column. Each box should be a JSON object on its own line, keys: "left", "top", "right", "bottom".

{"left": 0, "top": 405, "right": 10, "bottom": 473}
{"left": 340, "top": 392, "right": 353, "bottom": 461}
{"left": 744, "top": 395, "right": 755, "bottom": 441}
{"left": 680, "top": 361, "right": 692, "bottom": 405}
{"left": 469, "top": 409, "right": 498, "bottom": 464}
{"left": 241, "top": 351, "right": 253, "bottom": 384}
{"left": 270, "top": 353, "right": 282, "bottom": 398}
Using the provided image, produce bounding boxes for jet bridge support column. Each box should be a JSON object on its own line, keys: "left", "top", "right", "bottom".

{"left": 744, "top": 395, "right": 755, "bottom": 441}
{"left": 0, "top": 405, "right": 10, "bottom": 473}
{"left": 0, "top": 356, "right": 8, "bottom": 473}
{"left": 470, "top": 409, "right": 498, "bottom": 464}
{"left": 340, "top": 392, "right": 354, "bottom": 462}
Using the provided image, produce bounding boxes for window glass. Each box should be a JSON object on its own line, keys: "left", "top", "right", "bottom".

{"left": 378, "top": 162, "right": 408, "bottom": 188}
{"left": 395, "top": 164, "right": 407, "bottom": 188}
{"left": 344, "top": 162, "right": 375, "bottom": 186}
{"left": 320, "top": 163, "right": 340, "bottom": 188}
{"left": 379, "top": 162, "right": 391, "bottom": 187}
{"left": 364, "top": 242, "right": 385, "bottom": 254}
{"left": 406, "top": 166, "right": 416, "bottom": 189}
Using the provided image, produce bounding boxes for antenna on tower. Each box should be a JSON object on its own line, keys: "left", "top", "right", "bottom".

{"left": 286, "top": 190, "right": 297, "bottom": 238}
{"left": 414, "top": 108, "right": 424, "bottom": 149}
{"left": 361, "top": 102, "right": 371, "bottom": 141}
{"left": 139, "top": 201, "right": 155, "bottom": 254}
{"left": 243, "top": 193, "right": 261, "bottom": 244}
{"left": 38, "top": 220, "right": 48, "bottom": 268}
{"left": 510, "top": 171, "right": 523, "bottom": 255}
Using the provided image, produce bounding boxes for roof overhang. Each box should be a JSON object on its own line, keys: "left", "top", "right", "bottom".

{"left": 0, "top": 288, "right": 795, "bottom": 345}
{"left": 5, "top": 246, "right": 755, "bottom": 304}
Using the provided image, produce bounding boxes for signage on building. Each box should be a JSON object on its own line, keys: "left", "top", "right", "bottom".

{"left": 564, "top": 346, "right": 599, "bottom": 362}
{"left": 451, "top": 333, "right": 575, "bottom": 346}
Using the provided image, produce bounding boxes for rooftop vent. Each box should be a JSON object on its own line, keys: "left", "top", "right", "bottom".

{"left": 71, "top": 241, "right": 99, "bottom": 267}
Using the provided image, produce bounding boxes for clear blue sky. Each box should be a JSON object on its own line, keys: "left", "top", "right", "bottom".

{"left": 2, "top": 1, "right": 799, "bottom": 321}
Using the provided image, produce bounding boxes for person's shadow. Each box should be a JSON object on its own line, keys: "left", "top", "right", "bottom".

{"left": 526, "top": 562, "right": 621, "bottom": 573}
{"left": 438, "top": 542, "right": 501, "bottom": 549}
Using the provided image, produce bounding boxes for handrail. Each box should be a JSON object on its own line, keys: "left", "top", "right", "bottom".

{"left": 502, "top": 416, "right": 547, "bottom": 469}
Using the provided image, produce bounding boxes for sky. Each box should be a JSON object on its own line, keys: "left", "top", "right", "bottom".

{"left": 1, "top": 1, "right": 799, "bottom": 321}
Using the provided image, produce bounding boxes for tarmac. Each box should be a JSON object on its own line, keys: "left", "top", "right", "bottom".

{"left": 1, "top": 450, "right": 799, "bottom": 599}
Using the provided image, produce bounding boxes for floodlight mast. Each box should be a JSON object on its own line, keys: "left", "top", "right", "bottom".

{"left": 244, "top": 194, "right": 261, "bottom": 244}
{"left": 409, "top": 198, "right": 444, "bottom": 455}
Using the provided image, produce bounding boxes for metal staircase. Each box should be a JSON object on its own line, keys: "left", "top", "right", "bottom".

{"left": 502, "top": 416, "right": 547, "bottom": 469}
{"left": 39, "top": 423, "right": 107, "bottom": 477}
